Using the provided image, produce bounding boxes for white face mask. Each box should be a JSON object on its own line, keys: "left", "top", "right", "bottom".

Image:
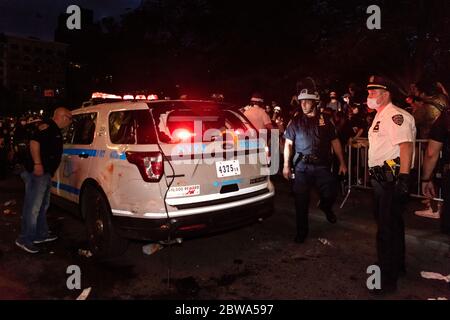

{"left": 367, "top": 97, "right": 382, "bottom": 110}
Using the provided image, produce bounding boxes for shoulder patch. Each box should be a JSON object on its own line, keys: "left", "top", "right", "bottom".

{"left": 392, "top": 114, "right": 404, "bottom": 126}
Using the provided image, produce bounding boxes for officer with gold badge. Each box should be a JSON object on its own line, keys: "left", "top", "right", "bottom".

{"left": 366, "top": 75, "right": 416, "bottom": 294}
{"left": 283, "top": 87, "right": 347, "bottom": 244}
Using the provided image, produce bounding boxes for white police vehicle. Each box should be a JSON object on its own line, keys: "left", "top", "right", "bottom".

{"left": 51, "top": 93, "right": 275, "bottom": 258}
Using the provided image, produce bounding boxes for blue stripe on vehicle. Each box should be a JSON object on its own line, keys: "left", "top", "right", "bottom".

{"left": 63, "top": 148, "right": 126, "bottom": 160}
{"left": 110, "top": 151, "right": 127, "bottom": 160}
{"left": 51, "top": 181, "right": 80, "bottom": 195}
{"left": 63, "top": 148, "right": 98, "bottom": 157}
{"left": 213, "top": 179, "right": 242, "bottom": 187}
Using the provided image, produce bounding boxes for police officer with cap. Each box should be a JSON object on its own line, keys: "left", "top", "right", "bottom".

{"left": 366, "top": 75, "right": 416, "bottom": 294}
{"left": 283, "top": 87, "right": 347, "bottom": 243}
{"left": 422, "top": 106, "right": 450, "bottom": 235}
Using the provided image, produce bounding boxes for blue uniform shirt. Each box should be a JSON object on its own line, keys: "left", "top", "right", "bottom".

{"left": 284, "top": 114, "right": 337, "bottom": 167}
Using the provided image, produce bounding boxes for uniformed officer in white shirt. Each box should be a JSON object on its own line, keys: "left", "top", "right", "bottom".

{"left": 366, "top": 75, "right": 416, "bottom": 294}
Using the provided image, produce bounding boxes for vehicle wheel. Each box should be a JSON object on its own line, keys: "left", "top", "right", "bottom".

{"left": 81, "top": 184, "right": 128, "bottom": 259}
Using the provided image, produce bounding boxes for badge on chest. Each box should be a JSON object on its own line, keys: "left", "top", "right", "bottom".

{"left": 372, "top": 121, "right": 380, "bottom": 132}
{"left": 319, "top": 115, "right": 326, "bottom": 126}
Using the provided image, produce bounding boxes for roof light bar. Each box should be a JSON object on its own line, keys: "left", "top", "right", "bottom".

{"left": 91, "top": 92, "right": 123, "bottom": 99}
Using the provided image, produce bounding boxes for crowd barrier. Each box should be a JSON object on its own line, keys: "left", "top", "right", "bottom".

{"left": 339, "top": 138, "right": 444, "bottom": 209}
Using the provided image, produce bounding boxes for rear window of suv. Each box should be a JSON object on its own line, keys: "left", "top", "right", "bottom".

{"left": 150, "top": 101, "right": 252, "bottom": 144}
{"left": 109, "top": 110, "right": 157, "bottom": 144}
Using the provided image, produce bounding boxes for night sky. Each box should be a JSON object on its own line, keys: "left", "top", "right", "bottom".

{"left": 1, "top": 0, "right": 449, "bottom": 108}
{"left": 0, "top": 0, "right": 141, "bottom": 40}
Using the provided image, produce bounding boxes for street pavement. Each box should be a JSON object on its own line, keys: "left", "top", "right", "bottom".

{"left": 0, "top": 173, "right": 449, "bottom": 300}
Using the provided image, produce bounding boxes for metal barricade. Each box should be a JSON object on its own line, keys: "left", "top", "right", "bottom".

{"left": 340, "top": 138, "right": 443, "bottom": 209}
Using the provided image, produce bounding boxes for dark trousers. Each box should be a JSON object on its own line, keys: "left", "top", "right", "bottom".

{"left": 293, "top": 165, "right": 337, "bottom": 238}
{"left": 371, "top": 179, "right": 406, "bottom": 286}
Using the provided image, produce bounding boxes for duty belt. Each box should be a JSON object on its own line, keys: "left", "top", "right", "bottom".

{"left": 301, "top": 154, "right": 322, "bottom": 164}
{"left": 369, "top": 158, "right": 400, "bottom": 183}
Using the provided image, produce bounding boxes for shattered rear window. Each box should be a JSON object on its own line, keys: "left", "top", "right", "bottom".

{"left": 150, "top": 101, "right": 251, "bottom": 144}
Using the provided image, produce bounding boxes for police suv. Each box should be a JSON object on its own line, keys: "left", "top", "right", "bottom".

{"left": 51, "top": 93, "right": 275, "bottom": 258}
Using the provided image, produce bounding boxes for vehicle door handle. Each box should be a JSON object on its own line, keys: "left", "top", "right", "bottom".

{"left": 78, "top": 153, "right": 89, "bottom": 159}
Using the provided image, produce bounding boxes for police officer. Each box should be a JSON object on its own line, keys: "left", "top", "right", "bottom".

{"left": 283, "top": 88, "right": 347, "bottom": 243}
{"left": 243, "top": 93, "right": 274, "bottom": 130}
{"left": 422, "top": 107, "right": 450, "bottom": 235}
{"left": 366, "top": 75, "right": 416, "bottom": 294}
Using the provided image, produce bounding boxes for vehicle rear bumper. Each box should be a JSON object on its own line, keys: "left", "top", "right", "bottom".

{"left": 112, "top": 192, "right": 274, "bottom": 241}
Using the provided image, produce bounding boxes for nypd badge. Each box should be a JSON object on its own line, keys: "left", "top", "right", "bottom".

{"left": 373, "top": 121, "right": 380, "bottom": 132}
{"left": 319, "top": 115, "right": 325, "bottom": 126}
{"left": 392, "top": 114, "right": 404, "bottom": 126}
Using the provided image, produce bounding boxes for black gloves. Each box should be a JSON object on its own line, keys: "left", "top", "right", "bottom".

{"left": 395, "top": 173, "right": 410, "bottom": 198}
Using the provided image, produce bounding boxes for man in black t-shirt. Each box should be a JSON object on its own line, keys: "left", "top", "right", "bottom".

{"left": 422, "top": 108, "right": 450, "bottom": 234}
{"left": 15, "top": 108, "right": 72, "bottom": 254}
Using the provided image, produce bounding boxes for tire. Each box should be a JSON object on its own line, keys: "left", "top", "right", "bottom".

{"left": 81, "top": 184, "right": 128, "bottom": 260}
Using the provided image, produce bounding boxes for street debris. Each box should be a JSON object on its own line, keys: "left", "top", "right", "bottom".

{"left": 420, "top": 271, "right": 450, "bottom": 283}
{"left": 414, "top": 208, "right": 440, "bottom": 219}
{"left": 142, "top": 243, "right": 163, "bottom": 255}
{"left": 3, "top": 199, "right": 16, "bottom": 207}
{"left": 158, "top": 238, "right": 183, "bottom": 245}
{"left": 76, "top": 287, "right": 92, "bottom": 300}
{"left": 318, "top": 238, "right": 332, "bottom": 246}
{"left": 78, "top": 249, "right": 93, "bottom": 258}
{"left": 427, "top": 297, "right": 448, "bottom": 300}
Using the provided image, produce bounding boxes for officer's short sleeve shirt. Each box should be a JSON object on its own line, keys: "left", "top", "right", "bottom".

{"left": 284, "top": 114, "right": 337, "bottom": 165}
{"left": 368, "top": 103, "right": 416, "bottom": 167}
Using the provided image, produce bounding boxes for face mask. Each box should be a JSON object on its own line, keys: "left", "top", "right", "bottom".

{"left": 352, "top": 108, "right": 359, "bottom": 114}
{"left": 367, "top": 97, "right": 382, "bottom": 110}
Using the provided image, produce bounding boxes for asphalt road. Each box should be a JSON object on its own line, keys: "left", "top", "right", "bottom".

{"left": 0, "top": 174, "right": 449, "bottom": 300}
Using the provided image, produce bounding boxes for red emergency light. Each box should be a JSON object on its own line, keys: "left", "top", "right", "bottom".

{"left": 123, "top": 95, "right": 134, "bottom": 100}
{"left": 135, "top": 95, "right": 147, "bottom": 100}
{"left": 147, "top": 94, "right": 159, "bottom": 100}
{"left": 92, "top": 92, "right": 122, "bottom": 99}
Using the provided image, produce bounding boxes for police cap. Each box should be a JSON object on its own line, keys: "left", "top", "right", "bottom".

{"left": 367, "top": 75, "right": 391, "bottom": 92}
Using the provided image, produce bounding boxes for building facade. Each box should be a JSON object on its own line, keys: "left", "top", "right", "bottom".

{"left": 0, "top": 34, "right": 67, "bottom": 114}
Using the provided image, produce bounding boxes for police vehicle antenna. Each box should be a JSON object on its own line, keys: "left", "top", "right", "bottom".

{"left": 157, "top": 142, "right": 176, "bottom": 289}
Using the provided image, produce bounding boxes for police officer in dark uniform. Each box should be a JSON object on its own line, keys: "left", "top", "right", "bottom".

{"left": 422, "top": 107, "right": 450, "bottom": 235}
{"left": 366, "top": 76, "right": 416, "bottom": 294}
{"left": 283, "top": 88, "right": 348, "bottom": 243}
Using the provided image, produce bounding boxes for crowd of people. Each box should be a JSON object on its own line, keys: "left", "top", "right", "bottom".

{"left": 0, "top": 113, "right": 44, "bottom": 180}
{"left": 240, "top": 76, "right": 449, "bottom": 294}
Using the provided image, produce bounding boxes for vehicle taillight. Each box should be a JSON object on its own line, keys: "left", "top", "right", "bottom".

{"left": 126, "top": 152, "right": 163, "bottom": 182}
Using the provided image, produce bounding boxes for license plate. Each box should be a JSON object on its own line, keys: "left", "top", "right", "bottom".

{"left": 215, "top": 160, "right": 241, "bottom": 178}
